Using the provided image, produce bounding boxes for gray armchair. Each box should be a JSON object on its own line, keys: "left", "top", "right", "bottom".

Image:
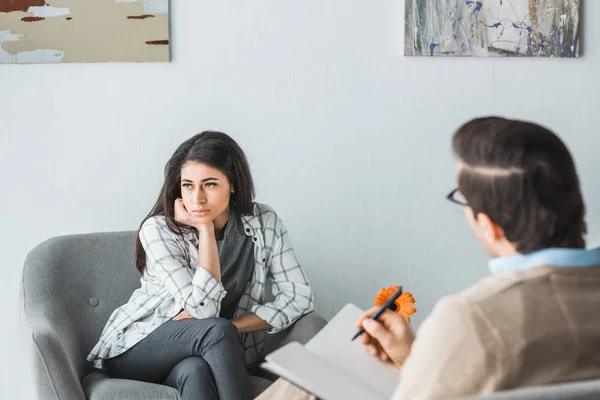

{"left": 20, "top": 231, "right": 327, "bottom": 400}
{"left": 20, "top": 231, "right": 600, "bottom": 400}
{"left": 460, "top": 379, "right": 600, "bottom": 400}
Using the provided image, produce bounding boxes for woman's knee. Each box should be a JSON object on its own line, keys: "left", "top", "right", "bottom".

{"left": 166, "top": 357, "right": 219, "bottom": 400}
{"left": 171, "top": 357, "right": 213, "bottom": 382}
{"left": 185, "top": 317, "right": 239, "bottom": 354}
{"left": 205, "top": 317, "right": 238, "bottom": 341}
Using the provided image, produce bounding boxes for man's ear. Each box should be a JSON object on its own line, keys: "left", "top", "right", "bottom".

{"left": 475, "top": 212, "right": 506, "bottom": 243}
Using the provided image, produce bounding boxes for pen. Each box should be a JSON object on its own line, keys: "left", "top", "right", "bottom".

{"left": 351, "top": 286, "right": 403, "bottom": 341}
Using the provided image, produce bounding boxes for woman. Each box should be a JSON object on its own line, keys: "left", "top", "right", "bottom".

{"left": 87, "top": 131, "right": 314, "bottom": 400}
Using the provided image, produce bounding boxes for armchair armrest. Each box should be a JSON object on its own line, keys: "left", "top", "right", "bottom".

{"left": 23, "top": 308, "right": 87, "bottom": 400}
{"left": 264, "top": 311, "right": 327, "bottom": 355}
{"left": 256, "top": 311, "right": 327, "bottom": 382}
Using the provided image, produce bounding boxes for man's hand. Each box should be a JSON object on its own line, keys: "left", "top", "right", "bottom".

{"left": 356, "top": 307, "right": 416, "bottom": 368}
{"left": 173, "top": 311, "right": 195, "bottom": 321}
{"left": 174, "top": 198, "right": 214, "bottom": 231}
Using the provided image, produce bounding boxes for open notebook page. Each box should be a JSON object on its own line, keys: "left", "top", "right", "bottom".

{"left": 264, "top": 341, "right": 385, "bottom": 400}
{"left": 305, "top": 303, "right": 401, "bottom": 398}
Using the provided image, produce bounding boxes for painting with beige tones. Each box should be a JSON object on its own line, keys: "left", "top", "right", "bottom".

{"left": 0, "top": 0, "right": 169, "bottom": 63}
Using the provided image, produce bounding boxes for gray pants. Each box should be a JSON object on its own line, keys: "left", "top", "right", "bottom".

{"left": 104, "top": 317, "right": 253, "bottom": 400}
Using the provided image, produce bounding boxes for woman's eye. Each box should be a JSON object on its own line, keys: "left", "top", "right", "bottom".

{"left": 181, "top": 184, "right": 192, "bottom": 189}
{"left": 205, "top": 182, "right": 216, "bottom": 188}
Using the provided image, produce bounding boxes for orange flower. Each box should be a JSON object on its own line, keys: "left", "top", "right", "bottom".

{"left": 374, "top": 286, "right": 417, "bottom": 323}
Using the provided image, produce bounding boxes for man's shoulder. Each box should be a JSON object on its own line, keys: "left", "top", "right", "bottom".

{"left": 425, "top": 269, "right": 557, "bottom": 329}
{"left": 458, "top": 267, "right": 556, "bottom": 305}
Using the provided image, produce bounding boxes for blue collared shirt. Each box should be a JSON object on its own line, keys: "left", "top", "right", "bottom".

{"left": 489, "top": 247, "right": 600, "bottom": 275}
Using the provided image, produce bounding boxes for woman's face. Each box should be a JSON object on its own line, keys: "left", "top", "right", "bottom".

{"left": 179, "top": 161, "right": 233, "bottom": 226}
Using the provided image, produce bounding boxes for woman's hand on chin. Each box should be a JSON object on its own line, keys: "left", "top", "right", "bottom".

{"left": 174, "top": 198, "right": 214, "bottom": 232}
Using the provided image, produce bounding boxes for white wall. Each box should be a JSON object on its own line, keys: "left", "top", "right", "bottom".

{"left": 1, "top": 1, "right": 599, "bottom": 398}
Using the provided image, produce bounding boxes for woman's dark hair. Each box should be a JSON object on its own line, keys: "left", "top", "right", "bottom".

{"left": 135, "top": 131, "right": 255, "bottom": 274}
{"left": 452, "top": 116, "right": 586, "bottom": 253}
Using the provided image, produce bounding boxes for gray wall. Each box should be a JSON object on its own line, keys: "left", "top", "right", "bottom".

{"left": 1, "top": 1, "right": 599, "bottom": 397}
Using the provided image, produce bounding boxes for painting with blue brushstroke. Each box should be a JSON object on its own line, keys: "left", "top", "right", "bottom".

{"left": 405, "top": 0, "right": 580, "bottom": 57}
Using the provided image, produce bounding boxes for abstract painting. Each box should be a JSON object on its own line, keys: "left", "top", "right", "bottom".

{"left": 405, "top": 0, "right": 580, "bottom": 57}
{"left": 0, "top": 0, "right": 169, "bottom": 63}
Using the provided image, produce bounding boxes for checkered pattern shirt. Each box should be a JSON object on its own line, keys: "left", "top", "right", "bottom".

{"left": 87, "top": 203, "right": 314, "bottom": 368}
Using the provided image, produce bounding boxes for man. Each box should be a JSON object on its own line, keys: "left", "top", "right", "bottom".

{"left": 257, "top": 117, "right": 600, "bottom": 399}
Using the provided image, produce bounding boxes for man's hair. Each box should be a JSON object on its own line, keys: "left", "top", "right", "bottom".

{"left": 452, "top": 116, "right": 586, "bottom": 252}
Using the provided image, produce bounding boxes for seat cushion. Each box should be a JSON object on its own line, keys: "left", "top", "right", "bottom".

{"left": 83, "top": 371, "right": 273, "bottom": 400}
{"left": 83, "top": 372, "right": 180, "bottom": 400}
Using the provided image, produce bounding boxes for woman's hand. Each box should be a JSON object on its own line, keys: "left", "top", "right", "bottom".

{"left": 173, "top": 311, "right": 195, "bottom": 321}
{"left": 174, "top": 198, "right": 214, "bottom": 231}
{"left": 230, "top": 313, "right": 272, "bottom": 333}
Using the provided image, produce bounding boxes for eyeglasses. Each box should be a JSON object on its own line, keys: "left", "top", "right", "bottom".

{"left": 446, "top": 188, "right": 468, "bottom": 207}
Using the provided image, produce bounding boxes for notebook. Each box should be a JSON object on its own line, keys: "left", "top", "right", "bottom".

{"left": 261, "top": 303, "right": 401, "bottom": 400}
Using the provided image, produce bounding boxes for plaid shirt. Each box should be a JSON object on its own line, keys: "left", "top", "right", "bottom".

{"left": 87, "top": 203, "right": 314, "bottom": 368}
